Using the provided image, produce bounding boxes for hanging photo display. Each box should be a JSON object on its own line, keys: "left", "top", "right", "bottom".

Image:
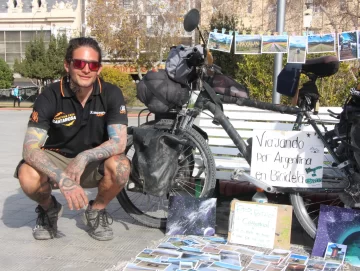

{"left": 235, "top": 34, "right": 262, "bottom": 54}
{"left": 287, "top": 36, "right": 307, "bottom": 64}
{"left": 207, "top": 31, "right": 234, "bottom": 53}
{"left": 357, "top": 31, "right": 360, "bottom": 58}
{"left": 261, "top": 35, "right": 288, "bottom": 53}
{"left": 207, "top": 29, "right": 360, "bottom": 63}
{"left": 338, "top": 31, "right": 358, "bottom": 61}
{"left": 307, "top": 33, "right": 336, "bottom": 53}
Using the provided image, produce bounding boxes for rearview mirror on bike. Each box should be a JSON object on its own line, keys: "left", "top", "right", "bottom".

{"left": 183, "top": 9, "right": 200, "bottom": 32}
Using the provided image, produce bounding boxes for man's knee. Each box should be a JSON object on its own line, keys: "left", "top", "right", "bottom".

{"left": 18, "top": 163, "right": 48, "bottom": 188}
{"left": 104, "top": 154, "right": 130, "bottom": 186}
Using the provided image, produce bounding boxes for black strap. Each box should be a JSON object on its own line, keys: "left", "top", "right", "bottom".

{"left": 203, "top": 81, "right": 223, "bottom": 111}
{"left": 340, "top": 139, "right": 360, "bottom": 154}
{"left": 143, "top": 78, "right": 174, "bottom": 108}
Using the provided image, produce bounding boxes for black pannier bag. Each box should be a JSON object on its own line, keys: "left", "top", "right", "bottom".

{"left": 211, "top": 74, "right": 249, "bottom": 98}
{"left": 277, "top": 63, "right": 302, "bottom": 97}
{"left": 129, "top": 127, "right": 189, "bottom": 197}
{"left": 136, "top": 69, "right": 190, "bottom": 113}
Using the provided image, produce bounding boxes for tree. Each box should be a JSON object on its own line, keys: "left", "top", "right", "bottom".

{"left": 0, "top": 58, "right": 13, "bottom": 89}
{"left": 14, "top": 33, "right": 68, "bottom": 87}
{"left": 86, "top": 0, "right": 188, "bottom": 77}
{"left": 208, "top": 12, "right": 245, "bottom": 78}
{"left": 236, "top": 52, "right": 357, "bottom": 106}
{"left": 99, "top": 66, "right": 137, "bottom": 105}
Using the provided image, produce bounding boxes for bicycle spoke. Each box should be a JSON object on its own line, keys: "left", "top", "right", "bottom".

{"left": 304, "top": 197, "right": 341, "bottom": 207}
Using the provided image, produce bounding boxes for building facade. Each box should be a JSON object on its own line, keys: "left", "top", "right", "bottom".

{"left": 0, "top": 0, "right": 83, "bottom": 67}
{"left": 200, "top": 0, "right": 360, "bottom": 35}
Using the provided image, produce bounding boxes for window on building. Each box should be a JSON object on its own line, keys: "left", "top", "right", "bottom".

{"left": 122, "top": 0, "right": 132, "bottom": 9}
{"left": 312, "top": 0, "right": 322, "bottom": 13}
{"left": 0, "top": 30, "right": 51, "bottom": 67}
{"left": 247, "top": 0, "right": 252, "bottom": 13}
{"left": 340, "top": 0, "right": 346, "bottom": 10}
{"left": 13, "top": 0, "right": 17, "bottom": 8}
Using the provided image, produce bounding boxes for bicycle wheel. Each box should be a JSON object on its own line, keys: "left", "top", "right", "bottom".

{"left": 290, "top": 192, "right": 347, "bottom": 239}
{"left": 116, "top": 121, "right": 217, "bottom": 229}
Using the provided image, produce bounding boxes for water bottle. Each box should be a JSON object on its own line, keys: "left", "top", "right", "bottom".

{"left": 252, "top": 188, "right": 268, "bottom": 203}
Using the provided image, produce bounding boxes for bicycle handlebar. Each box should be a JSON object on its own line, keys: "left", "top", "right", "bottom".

{"left": 221, "top": 96, "right": 303, "bottom": 115}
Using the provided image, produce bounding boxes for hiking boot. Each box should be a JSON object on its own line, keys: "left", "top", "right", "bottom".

{"left": 33, "top": 195, "right": 63, "bottom": 240}
{"left": 82, "top": 200, "right": 114, "bottom": 241}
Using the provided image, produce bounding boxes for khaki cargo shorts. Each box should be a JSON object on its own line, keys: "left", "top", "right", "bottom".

{"left": 14, "top": 150, "right": 104, "bottom": 189}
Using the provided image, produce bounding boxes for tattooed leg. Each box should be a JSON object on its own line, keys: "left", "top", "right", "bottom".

{"left": 92, "top": 154, "right": 130, "bottom": 210}
{"left": 18, "top": 163, "right": 52, "bottom": 209}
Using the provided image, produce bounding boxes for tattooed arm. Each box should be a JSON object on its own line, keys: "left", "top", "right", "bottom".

{"left": 22, "top": 127, "right": 88, "bottom": 210}
{"left": 65, "top": 124, "right": 127, "bottom": 184}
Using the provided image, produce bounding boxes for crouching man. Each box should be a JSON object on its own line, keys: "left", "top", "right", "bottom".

{"left": 14, "top": 37, "right": 130, "bottom": 241}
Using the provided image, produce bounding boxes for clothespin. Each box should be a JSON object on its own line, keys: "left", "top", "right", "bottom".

{"left": 222, "top": 28, "right": 226, "bottom": 34}
{"left": 213, "top": 28, "right": 218, "bottom": 33}
{"left": 229, "top": 30, "right": 233, "bottom": 36}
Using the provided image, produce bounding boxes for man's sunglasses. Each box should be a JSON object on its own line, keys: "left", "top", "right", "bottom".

{"left": 71, "top": 59, "right": 101, "bottom": 72}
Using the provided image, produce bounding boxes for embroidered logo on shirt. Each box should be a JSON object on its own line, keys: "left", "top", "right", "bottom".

{"left": 52, "top": 112, "right": 76, "bottom": 126}
{"left": 120, "top": 105, "right": 126, "bottom": 114}
{"left": 90, "top": 111, "right": 106, "bottom": 117}
{"left": 30, "top": 111, "right": 39, "bottom": 123}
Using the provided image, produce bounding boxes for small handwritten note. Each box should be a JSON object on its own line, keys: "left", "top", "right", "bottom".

{"left": 250, "top": 130, "right": 324, "bottom": 188}
{"left": 229, "top": 201, "right": 278, "bottom": 249}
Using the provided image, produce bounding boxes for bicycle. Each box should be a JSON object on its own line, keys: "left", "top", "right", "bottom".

{"left": 116, "top": 9, "right": 360, "bottom": 239}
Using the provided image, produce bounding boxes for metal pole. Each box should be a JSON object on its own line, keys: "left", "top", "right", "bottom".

{"left": 272, "top": 0, "right": 286, "bottom": 104}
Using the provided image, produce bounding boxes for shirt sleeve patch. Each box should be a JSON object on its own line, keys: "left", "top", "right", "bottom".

{"left": 120, "top": 105, "right": 127, "bottom": 114}
{"left": 30, "top": 110, "right": 39, "bottom": 123}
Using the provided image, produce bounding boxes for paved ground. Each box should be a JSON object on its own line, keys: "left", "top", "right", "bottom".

{"left": 0, "top": 110, "right": 356, "bottom": 271}
{"left": 0, "top": 111, "right": 163, "bottom": 271}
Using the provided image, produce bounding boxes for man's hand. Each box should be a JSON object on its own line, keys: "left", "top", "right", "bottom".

{"left": 65, "top": 154, "right": 89, "bottom": 184}
{"left": 59, "top": 176, "right": 89, "bottom": 210}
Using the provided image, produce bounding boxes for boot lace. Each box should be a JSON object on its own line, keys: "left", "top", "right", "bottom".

{"left": 86, "top": 209, "right": 113, "bottom": 229}
{"left": 34, "top": 206, "right": 52, "bottom": 229}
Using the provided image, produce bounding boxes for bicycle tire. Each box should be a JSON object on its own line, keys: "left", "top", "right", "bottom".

{"left": 290, "top": 193, "right": 316, "bottom": 238}
{"left": 116, "top": 121, "right": 217, "bottom": 229}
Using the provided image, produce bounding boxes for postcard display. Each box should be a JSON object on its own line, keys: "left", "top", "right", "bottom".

{"left": 208, "top": 29, "right": 360, "bottom": 63}
{"left": 124, "top": 234, "right": 350, "bottom": 271}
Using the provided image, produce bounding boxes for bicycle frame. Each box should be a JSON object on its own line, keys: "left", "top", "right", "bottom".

{"left": 179, "top": 89, "right": 350, "bottom": 194}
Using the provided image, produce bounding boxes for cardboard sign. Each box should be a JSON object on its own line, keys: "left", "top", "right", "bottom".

{"left": 250, "top": 130, "right": 324, "bottom": 188}
{"left": 228, "top": 200, "right": 292, "bottom": 249}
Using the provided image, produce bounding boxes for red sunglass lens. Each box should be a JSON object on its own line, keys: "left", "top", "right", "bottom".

{"left": 88, "top": 62, "right": 100, "bottom": 71}
{"left": 72, "top": 59, "right": 86, "bottom": 69}
{"left": 72, "top": 59, "right": 100, "bottom": 71}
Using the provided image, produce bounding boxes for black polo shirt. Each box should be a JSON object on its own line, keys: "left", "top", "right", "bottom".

{"left": 28, "top": 77, "right": 128, "bottom": 158}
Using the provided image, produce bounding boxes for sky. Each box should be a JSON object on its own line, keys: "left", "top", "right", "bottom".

{"left": 262, "top": 35, "right": 288, "bottom": 43}
{"left": 308, "top": 34, "right": 335, "bottom": 43}
{"left": 235, "top": 35, "right": 261, "bottom": 42}
{"left": 289, "top": 36, "right": 307, "bottom": 48}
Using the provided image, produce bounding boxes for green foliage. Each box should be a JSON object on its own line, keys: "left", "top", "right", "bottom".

{"left": 301, "top": 53, "right": 356, "bottom": 107}
{"left": 99, "top": 66, "right": 137, "bottom": 105}
{"left": 14, "top": 33, "right": 68, "bottom": 85}
{"left": 0, "top": 58, "right": 13, "bottom": 88}
{"left": 209, "top": 12, "right": 244, "bottom": 77}
{"left": 236, "top": 54, "right": 281, "bottom": 101}
{"left": 235, "top": 51, "right": 356, "bottom": 107}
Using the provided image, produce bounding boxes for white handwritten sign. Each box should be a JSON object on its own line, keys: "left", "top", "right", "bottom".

{"left": 229, "top": 201, "right": 278, "bottom": 249}
{"left": 250, "top": 130, "right": 324, "bottom": 188}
